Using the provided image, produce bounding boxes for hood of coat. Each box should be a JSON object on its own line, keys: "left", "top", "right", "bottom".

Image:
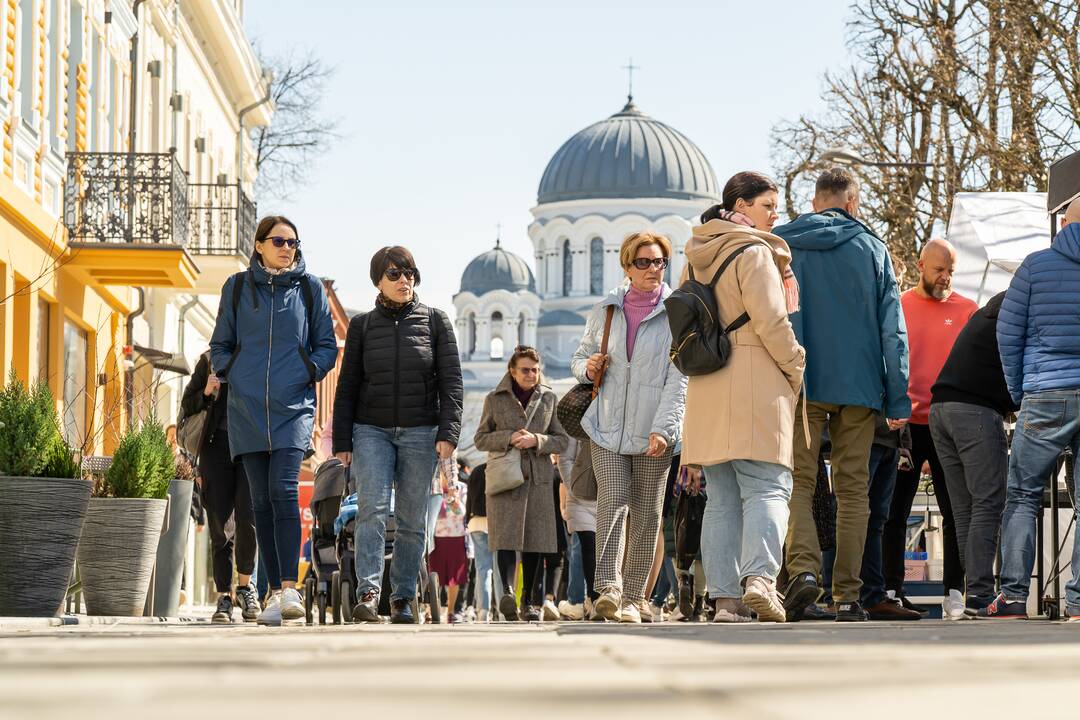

{"left": 598, "top": 282, "right": 673, "bottom": 321}
{"left": 248, "top": 250, "right": 308, "bottom": 286}
{"left": 1052, "top": 222, "right": 1080, "bottom": 264}
{"left": 686, "top": 218, "right": 793, "bottom": 274}
{"left": 773, "top": 208, "right": 879, "bottom": 251}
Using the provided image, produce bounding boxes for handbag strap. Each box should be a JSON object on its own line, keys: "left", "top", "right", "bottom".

{"left": 591, "top": 305, "right": 616, "bottom": 399}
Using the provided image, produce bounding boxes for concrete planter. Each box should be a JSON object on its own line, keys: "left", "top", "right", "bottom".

{"left": 150, "top": 479, "right": 193, "bottom": 617}
{"left": 77, "top": 497, "right": 167, "bottom": 616}
{"left": 0, "top": 476, "right": 92, "bottom": 617}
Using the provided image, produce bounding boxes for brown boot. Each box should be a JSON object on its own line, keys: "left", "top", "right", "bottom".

{"left": 867, "top": 598, "right": 922, "bottom": 621}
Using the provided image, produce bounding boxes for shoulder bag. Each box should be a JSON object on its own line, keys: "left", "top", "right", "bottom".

{"left": 486, "top": 396, "right": 543, "bottom": 495}
{"left": 557, "top": 305, "right": 615, "bottom": 440}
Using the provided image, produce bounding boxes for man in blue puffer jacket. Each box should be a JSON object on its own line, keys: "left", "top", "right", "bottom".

{"left": 772, "top": 167, "right": 911, "bottom": 623}
{"left": 982, "top": 198, "right": 1080, "bottom": 619}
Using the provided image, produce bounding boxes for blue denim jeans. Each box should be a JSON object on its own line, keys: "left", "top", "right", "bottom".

{"left": 701, "top": 459, "right": 793, "bottom": 598}
{"left": 651, "top": 556, "right": 676, "bottom": 606}
{"left": 566, "top": 533, "right": 585, "bottom": 605}
{"left": 470, "top": 531, "right": 494, "bottom": 610}
{"left": 351, "top": 424, "right": 439, "bottom": 601}
{"left": 999, "top": 390, "right": 1080, "bottom": 606}
{"left": 240, "top": 448, "right": 305, "bottom": 588}
{"left": 860, "top": 444, "right": 899, "bottom": 607}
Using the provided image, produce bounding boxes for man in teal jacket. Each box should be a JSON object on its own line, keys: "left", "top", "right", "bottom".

{"left": 772, "top": 167, "right": 911, "bottom": 623}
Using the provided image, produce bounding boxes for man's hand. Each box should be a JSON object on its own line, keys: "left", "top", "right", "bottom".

{"left": 585, "top": 353, "right": 607, "bottom": 381}
{"left": 435, "top": 440, "right": 455, "bottom": 460}
{"left": 204, "top": 375, "right": 221, "bottom": 397}
{"left": 645, "top": 433, "right": 668, "bottom": 457}
{"left": 886, "top": 418, "right": 908, "bottom": 431}
{"left": 510, "top": 430, "right": 538, "bottom": 450}
{"left": 335, "top": 451, "right": 352, "bottom": 466}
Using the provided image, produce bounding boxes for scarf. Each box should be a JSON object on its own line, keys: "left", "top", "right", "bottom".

{"left": 376, "top": 292, "right": 411, "bottom": 312}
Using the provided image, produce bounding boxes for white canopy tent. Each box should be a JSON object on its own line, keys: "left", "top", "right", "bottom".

{"left": 946, "top": 192, "right": 1051, "bottom": 304}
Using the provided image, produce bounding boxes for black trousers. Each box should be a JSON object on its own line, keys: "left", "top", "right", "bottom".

{"left": 200, "top": 430, "right": 257, "bottom": 593}
{"left": 883, "top": 422, "right": 963, "bottom": 593}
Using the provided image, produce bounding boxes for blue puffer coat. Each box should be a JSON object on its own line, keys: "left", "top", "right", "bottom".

{"left": 773, "top": 209, "right": 911, "bottom": 418}
{"left": 997, "top": 222, "right": 1080, "bottom": 403}
{"left": 210, "top": 253, "right": 339, "bottom": 459}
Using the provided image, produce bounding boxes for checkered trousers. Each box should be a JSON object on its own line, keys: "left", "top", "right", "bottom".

{"left": 590, "top": 443, "right": 674, "bottom": 602}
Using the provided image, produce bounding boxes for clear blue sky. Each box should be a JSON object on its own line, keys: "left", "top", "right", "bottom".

{"left": 245, "top": 1, "right": 853, "bottom": 317}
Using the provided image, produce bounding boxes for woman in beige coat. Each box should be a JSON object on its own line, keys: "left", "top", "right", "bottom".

{"left": 681, "top": 172, "right": 806, "bottom": 623}
{"left": 474, "top": 346, "right": 569, "bottom": 622}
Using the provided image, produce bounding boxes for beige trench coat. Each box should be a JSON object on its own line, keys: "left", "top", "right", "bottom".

{"left": 474, "top": 374, "right": 569, "bottom": 553}
{"left": 679, "top": 219, "right": 806, "bottom": 469}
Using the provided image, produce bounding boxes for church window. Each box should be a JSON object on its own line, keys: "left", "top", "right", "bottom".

{"left": 562, "top": 239, "right": 572, "bottom": 297}
{"left": 590, "top": 237, "right": 604, "bottom": 295}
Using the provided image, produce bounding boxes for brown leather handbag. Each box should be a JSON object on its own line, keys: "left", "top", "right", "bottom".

{"left": 557, "top": 305, "right": 615, "bottom": 440}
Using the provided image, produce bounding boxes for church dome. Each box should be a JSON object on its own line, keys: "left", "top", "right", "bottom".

{"left": 537, "top": 99, "right": 721, "bottom": 205}
{"left": 459, "top": 242, "right": 537, "bottom": 295}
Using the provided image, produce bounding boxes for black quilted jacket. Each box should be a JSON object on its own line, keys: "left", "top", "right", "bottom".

{"left": 332, "top": 299, "right": 463, "bottom": 453}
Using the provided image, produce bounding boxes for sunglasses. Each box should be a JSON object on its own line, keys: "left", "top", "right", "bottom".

{"left": 631, "top": 257, "right": 669, "bottom": 270}
{"left": 515, "top": 366, "right": 541, "bottom": 375}
{"left": 265, "top": 236, "right": 300, "bottom": 249}
{"left": 385, "top": 267, "right": 417, "bottom": 282}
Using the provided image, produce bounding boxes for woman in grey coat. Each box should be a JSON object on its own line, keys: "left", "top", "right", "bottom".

{"left": 571, "top": 232, "right": 687, "bottom": 623}
{"left": 475, "top": 345, "right": 569, "bottom": 622}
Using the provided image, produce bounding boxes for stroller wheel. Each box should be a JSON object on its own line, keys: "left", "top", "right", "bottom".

{"left": 303, "top": 576, "right": 315, "bottom": 625}
{"left": 338, "top": 578, "right": 352, "bottom": 625}
{"left": 330, "top": 571, "right": 342, "bottom": 625}
{"left": 427, "top": 572, "right": 442, "bottom": 625}
{"left": 317, "top": 591, "right": 327, "bottom": 625}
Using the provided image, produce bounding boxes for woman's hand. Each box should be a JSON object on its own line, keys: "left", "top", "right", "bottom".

{"left": 682, "top": 465, "right": 703, "bottom": 495}
{"left": 585, "top": 353, "right": 607, "bottom": 381}
{"left": 645, "top": 433, "right": 668, "bottom": 457}
{"left": 335, "top": 451, "right": 352, "bottom": 466}
{"left": 511, "top": 430, "right": 538, "bottom": 450}
{"left": 435, "top": 440, "right": 455, "bottom": 460}
{"left": 203, "top": 375, "right": 221, "bottom": 397}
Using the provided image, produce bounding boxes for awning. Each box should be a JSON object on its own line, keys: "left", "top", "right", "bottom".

{"left": 1048, "top": 150, "right": 1080, "bottom": 215}
{"left": 133, "top": 344, "right": 191, "bottom": 376}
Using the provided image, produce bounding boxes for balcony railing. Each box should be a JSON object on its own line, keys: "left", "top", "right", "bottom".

{"left": 187, "top": 182, "right": 256, "bottom": 257}
{"left": 64, "top": 152, "right": 189, "bottom": 246}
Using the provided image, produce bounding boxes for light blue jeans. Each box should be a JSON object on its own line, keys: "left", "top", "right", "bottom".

{"left": 998, "top": 390, "right": 1080, "bottom": 609}
{"left": 701, "top": 459, "right": 793, "bottom": 598}
{"left": 470, "top": 530, "right": 494, "bottom": 610}
{"left": 351, "top": 424, "right": 439, "bottom": 601}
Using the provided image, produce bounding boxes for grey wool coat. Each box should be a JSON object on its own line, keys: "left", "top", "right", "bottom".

{"left": 474, "top": 374, "right": 569, "bottom": 554}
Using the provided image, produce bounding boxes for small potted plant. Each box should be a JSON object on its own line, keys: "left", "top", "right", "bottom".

{"left": 77, "top": 418, "right": 173, "bottom": 616}
{"left": 0, "top": 371, "right": 91, "bottom": 617}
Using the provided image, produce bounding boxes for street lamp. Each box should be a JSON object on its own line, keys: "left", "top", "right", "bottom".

{"left": 820, "top": 146, "right": 938, "bottom": 169}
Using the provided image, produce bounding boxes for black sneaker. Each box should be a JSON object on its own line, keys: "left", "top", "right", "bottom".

{"left": 498, "top": 593, "right": 519, "bottom": 621}
{"left": 352, "top": 590, "right": 380, "bottom": 623}
{"left": 389, "top": 598, "right": 415, "bottom": 624}
{"left": 975, "top": 593, "right": 1028, "bottom": 620}
{"left": 676, "top": 573, "right": 694, "bottom": 620}
{"left": 835, "top": 600, "right": 869, "bottom": 622}
{"left": 520, "top": 605, "right": 541, "bottom": 622}
{"left": 236, "top": 585, "right": 260, "bottom": 623}
{"left": 801, "top": 603, "right": 837, "bottom": 621}
{"left": 212, "top": 594, "right": 234, "bottom": 624}
{"left": 898, "top": 593, "right": 931, "bottom": 618}
{"left": 782, "top": 573, "right": 822, "bottom": 622}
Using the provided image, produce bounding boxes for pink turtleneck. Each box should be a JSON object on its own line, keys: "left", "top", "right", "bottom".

{"left": 623, "top": 284, "right": 663, "bottom": 360}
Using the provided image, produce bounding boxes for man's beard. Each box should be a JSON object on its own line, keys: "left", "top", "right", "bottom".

{"left": 922, "top": 277, "right": 950, "bottom": 300}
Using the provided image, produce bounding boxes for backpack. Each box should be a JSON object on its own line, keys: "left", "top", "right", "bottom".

{"left": 664, "top": 244, "right": 753, "bottom": 376}
{"left": 176, "top": 352, "right": 212, "bottom": 458}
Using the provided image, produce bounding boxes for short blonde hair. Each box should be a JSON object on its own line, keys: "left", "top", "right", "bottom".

{"left": 619, "top": 232, "right": 672, "bottom": 270}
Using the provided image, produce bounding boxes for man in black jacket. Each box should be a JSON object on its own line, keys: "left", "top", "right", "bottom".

{"left": 928, "top": 291, "right": 1019, "bottom": 615}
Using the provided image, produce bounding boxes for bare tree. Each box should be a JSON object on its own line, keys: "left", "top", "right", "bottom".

{"left": 771, "top": 0, "right": 1080, "bottom": 286}
{"left": 251, "top": 48, "right": 341, "bottom": 202}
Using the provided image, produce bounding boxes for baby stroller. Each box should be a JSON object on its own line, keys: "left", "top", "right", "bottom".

{"left": 304, "top": 458, "right": 349, "bottom": 625}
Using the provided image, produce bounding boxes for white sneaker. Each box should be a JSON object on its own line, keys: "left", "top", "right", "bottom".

{"left": 594, "top": 588, "right": 622, "bottom": 622}
{"left": 713, "top": 597, "right": 753, "bottom": 623}
{"left": 558, "top": 600, "right": 584, "bottom": 621}
{"left": 257, "top": 591, "right": 282, "bottom": 626}
{"left": 477, "top": 608, "right": 489, "bottom": 623}
{"left": 619, "top": 600, "right": 642, "bottom": 623}
{"left": 943, "top": 589, "right": 969, "bottom": 621}
{"left": 542, "top": 599, "right": 560, "bottom": 621}
{"left": 649, "top": 602, "right": 665, "bottom": 623}
{"left": 742, "top": 576, "right": 786, "bottom": 623}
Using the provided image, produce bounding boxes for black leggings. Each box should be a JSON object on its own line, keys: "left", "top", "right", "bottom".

{"left": 498, "top": 550, "right": 561, "bottom": 606}
{"left": 199, "top": 430, "right": 256, "bottom": 593}
{"left": 577, "top": 531, "right": 598, "bottom": 601}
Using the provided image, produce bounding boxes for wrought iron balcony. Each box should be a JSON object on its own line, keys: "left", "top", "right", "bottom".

{"left": 187, "top": 182, "right": 256, "bottom": 257}
{"left": 64, "top": 152, "right": 189, "bottom": 246}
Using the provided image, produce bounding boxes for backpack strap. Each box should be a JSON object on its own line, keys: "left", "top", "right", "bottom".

{"left": 299, "top": 275, "right": 316, "bottom": 352}
{"left": 708, "top": 244, "right": 757, "bottom": 334}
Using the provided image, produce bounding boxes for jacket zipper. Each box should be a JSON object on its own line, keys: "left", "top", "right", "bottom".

{"left": 393, "top": 318, "right": 400, "bottom": 427}
{"left": 265, "top": 279, "right": 274, "bottom": 451}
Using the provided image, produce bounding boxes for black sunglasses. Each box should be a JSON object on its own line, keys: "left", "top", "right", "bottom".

{"left": 385, "top": 267, "right": 417, "bottom": 282}
{"left": 632, "top": 257, "right": 669, "bottom": 270}
{"left": 265, "top": 235, "right": 300, "bottom": 249}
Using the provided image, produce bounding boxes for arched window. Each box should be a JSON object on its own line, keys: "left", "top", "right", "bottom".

{"left": 518, "top": 313, "right": 526, "bottom": 347}
{"left": 665, "top": 251, "right": 674, "bottom": 285}
{"left": 490, "top": 312, "right": 503, "bottom": 359}
{"left": 467, "top": 313, "right": 476, "bottom": 358}
{"left": 562, "top": 239, "right": 572, "bottom": 297}
{"left": 589, "top": 237, "right": 604, "bottom": 295}
{"left": 490, "top": 337, "right": 504, "bottom": 360}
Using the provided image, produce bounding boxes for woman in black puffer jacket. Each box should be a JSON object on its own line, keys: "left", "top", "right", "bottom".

{"left": 333, "top": 246, "right": 463, "bottom": 624}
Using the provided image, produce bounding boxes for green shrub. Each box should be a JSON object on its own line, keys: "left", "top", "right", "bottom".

{"left": 103, "top": 418, "right": 175, "bottom": 499}
{"left": 41, "top": 433, "right": 82, "bottom": 479}
{"left": 0, "top": 370, "right": 62, "bottom": 478}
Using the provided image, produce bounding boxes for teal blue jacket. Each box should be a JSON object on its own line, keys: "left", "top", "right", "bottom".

{"left": 773, "top": 209, "right": 911, "bottom": 418}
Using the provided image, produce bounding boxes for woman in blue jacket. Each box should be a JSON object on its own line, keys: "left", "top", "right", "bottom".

{"left": 210, "top": 215, "right": 338, "bottom": 626}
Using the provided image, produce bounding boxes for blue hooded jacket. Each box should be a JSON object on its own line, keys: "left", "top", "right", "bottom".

{"left": 209, "top": 252, "right": 339, "bottom": 459}
{"left": 773, "top": 209, "right": 911, "bottom": 418}
{"left": 997, "top": 222, "right": 1080, "bottom": 403}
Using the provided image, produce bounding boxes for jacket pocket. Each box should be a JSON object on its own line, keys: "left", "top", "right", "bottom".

{"left": 297, "top": 343, "right": 317, "bottom": 385}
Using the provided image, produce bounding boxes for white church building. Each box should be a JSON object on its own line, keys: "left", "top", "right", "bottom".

{"left": 454, "top": 96, "right": 722, "bottom": 462}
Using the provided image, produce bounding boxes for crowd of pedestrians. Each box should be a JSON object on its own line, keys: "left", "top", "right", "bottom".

{"left": 192, "top": 173, "right": 1080, "bottom": 626}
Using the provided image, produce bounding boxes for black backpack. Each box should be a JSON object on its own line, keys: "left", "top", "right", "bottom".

{"left": 664, "top": 244, "right": 753, "bottom": 376}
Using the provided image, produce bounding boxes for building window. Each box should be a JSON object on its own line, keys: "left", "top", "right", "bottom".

{"left": 665, "top": 252, "right": 673, "bottom": 285}
{"left": 66, "top": 1, "right": 83, "bottom": 153}
{"left": 590, "top": 237, "right": 604, "bottom": 295}
{"left": 62, "top": 321, "right": 88, "bottom": 447}
{"left": 37, "top": 298, "right": 50, "bottom": 382}
{"left": 18, "top": 0, "right": 35, "bottom": 124}
{"left": 490, "top": 312, "right": 503, "bottom": 359}
{"left": 467, "top": 313, "right": 476, "bottom": 358}
{"left": 518, "top": 313, "right": 526, "bottom": 347}
{"left": 562, "top": 239, "right": 572, "bottom": 297}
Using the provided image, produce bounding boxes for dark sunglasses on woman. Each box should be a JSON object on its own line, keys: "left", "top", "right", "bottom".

{"left": 385, "top": 267, "right": 417, "bottom": 282}
{"left": 632, "top": 257, "right": 669, "bottom": 270}
{"left": 266, "top": 236, "right": 300, "bottom": 249}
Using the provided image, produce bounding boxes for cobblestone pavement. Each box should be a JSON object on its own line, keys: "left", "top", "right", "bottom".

{"left": 2, "top": 620, "right": 1080, "bottom": 719}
